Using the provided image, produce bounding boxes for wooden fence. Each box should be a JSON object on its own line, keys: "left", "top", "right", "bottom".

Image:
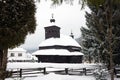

{"left": 9, "top": 67, "right": 94, "bottom": 78}
{"left": 10, "top": 67, "right": 46, "bottom": 77}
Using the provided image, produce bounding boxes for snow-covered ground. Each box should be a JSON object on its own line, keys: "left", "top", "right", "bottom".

{"left": 5, "top": 73, "right": 119, "bottom": 80}
{"left": 6, "top": 73, "right": 95, "bottom": 80}
{"left": 7, "top": 62, "right": 98, "bottom": 69}
{"left": 6, "top": 62, "right": 120, "bottom": 80}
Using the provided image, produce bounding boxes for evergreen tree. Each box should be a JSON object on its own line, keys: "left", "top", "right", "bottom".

{"left": 81, "top": 27, "right": 101, "bottom": 63}
{"left": 0, "top": 0, "right": 36, "bottom": 79}
{"left": 81, "top": 5, "right": 110, "bottom": 64}
{"left": 81, "top": 1, "right": 120, "bottom": 80}
{"left": 81, "top": 0, "right": 120, "bottom": 64}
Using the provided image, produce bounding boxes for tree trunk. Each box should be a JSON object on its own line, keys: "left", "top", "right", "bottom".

{"left": 108, "top": 0, "right": 114, "bottom": 80}
{"left": 0, "top": 49, "right": 3, "bottom": 67}
{"left": 88, "top": 52, "right": 91, "bottom": 63}
{"left": 109, "top": 20, "right": 114, "bottom": 80}
{"left": 0, "top": 48, "right": 8, "bottom": 80}
{"left": 2, "top": 49, "right": 8, "bottom": 70}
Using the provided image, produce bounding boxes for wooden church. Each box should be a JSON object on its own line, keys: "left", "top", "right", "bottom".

{"left": 32, "top": 15, "right": 84, "bottom": 63}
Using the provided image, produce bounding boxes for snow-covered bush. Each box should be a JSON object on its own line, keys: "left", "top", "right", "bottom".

{"left": 93, "top": 66, "right": 108, "bottom": 80}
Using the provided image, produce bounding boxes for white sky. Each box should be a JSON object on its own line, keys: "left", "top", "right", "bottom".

{"left": 20, "top": 0, "right": 90, "bottom": 50}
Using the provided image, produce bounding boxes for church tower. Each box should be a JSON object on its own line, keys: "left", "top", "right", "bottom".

{"left": 44, "top": 14, "right": 60, "bottom": 39}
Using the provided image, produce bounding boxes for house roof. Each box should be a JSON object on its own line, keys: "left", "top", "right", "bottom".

{"left": 32, "top": 49, "right": 84, "bottom": 56}
{"left": 39, "top": 34, "right": 81, "bottom": 47}
{"left": 8, "top": 48, "right": 26, "bottom": 52}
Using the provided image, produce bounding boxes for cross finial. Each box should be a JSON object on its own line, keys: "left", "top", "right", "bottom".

{"left": 52, "top": 13, "right": 54, "bottom": 18}
{"left": 50, "top": 13, "right": 55, "bottom": 23}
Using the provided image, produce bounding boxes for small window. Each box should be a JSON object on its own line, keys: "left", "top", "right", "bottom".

{"left": 10, "top": 53, "right": 14, "bottom": 57}
{"left": 18, "top": 53, "right": 22, "bottom": 57}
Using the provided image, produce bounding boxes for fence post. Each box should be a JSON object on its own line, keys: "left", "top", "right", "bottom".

{"left": 43, "top": 67, "right": 46, "bottom": 74}
{"left": 20, "top": 69, "right": 22, "bottom": 78}
{"left": 83, "top": 68, "right": 86, "bottom": 75}
{"left": 65, "top": 68, "right": 68, "bottom": 74}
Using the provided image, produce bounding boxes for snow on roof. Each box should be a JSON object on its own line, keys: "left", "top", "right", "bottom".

{"left": 8, "top": 48, "right": 26, "bottom": 52}
{"left": 32, "top": 49, "right": 84, "bottom": 56}
{"left": 39, "top": 34, "right": 81, "bottom": 47}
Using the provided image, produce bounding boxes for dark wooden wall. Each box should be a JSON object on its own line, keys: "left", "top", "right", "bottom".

{"left": 36, "top": 55, "right": 83, "bottom": 63}
{"left": 39, "top": 45, "right": 81, "bottom": 52}
{"left": 44, "top": 26, "right": 60, "bottom": 39}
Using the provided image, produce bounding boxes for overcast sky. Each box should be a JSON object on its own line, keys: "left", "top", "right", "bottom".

{"left": 20, "top": 0, "right": 90, "bottom": 50}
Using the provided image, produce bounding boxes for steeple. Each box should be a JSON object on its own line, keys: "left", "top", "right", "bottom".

{"left": 44, "top": 14, "right": 60, "bottom": 39}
